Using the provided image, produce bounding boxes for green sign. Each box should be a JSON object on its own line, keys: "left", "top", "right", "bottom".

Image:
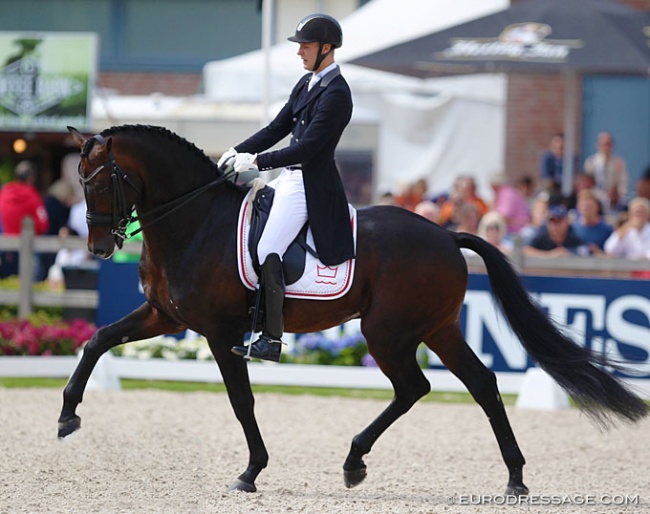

{"left": 0, "top": 32, "right": 97, "bottom": 132}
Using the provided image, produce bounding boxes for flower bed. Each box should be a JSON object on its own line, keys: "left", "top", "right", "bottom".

{"left": 0, "top": 315, "right": 429, "bottom": 368}
{"left": 111, "top": 331, "right": 378, "bottom": 366}
{"left": 0, "top": 316, "right": 95, "bottom": 356}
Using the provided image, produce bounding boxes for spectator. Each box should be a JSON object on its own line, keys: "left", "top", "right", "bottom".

{"left": 539, "top": 133, "right": 565, "bottom": 196}
{"left": 489, "top": 173, "right": 531, "bottom": 234}
{"left": 519, "top": 192, "right": 550, "bottom": 245}
{"left": 42, "top": 179, "right": 77, "bottom": 278}
{"left": 414, "top": 200, "right": 440, "bottom": 223}
{"left": 604, "top": 197, "right": 650, "bottom": 259}
{"left": 395, "top": 178, "right": 428, "bottom": 211}
{"left": 635, "top": 165, "right": 650, "bottom": 201}
{"left": 0, "top": 161, "right": 49, "bottom": 278}
{"left": 44, "top": 179, "right": 76, "bottom": 235}
{"left": 60, "top": 151, "right": 84, "bottom": 204}
{"left": 583, "top": 131, "right": 629, "bottom": 215}
{"left": 539, "top": 133, "right": 580, "bottom": 199}
{"left": 524, "top": 204, "right": 587, "bottom": 257}
{"left": 571, "top": 189, "right": 613, "bottom": 253}
{"left": 478, "top": 211, "right": 512, "bottom": 255}
{"left": 67, "top": 198, "right": 88, "bottom": 238}
{"left": 566, "top": 173, "right": 608, "bottom": 215}
{"left": 516, "top": 175, "right": 536, "bottom": 209}
{"left": 439, "top": 175, "right": 488, "bottom": 228}
{"left": 454, "top": 202, "right": 482, "bottom": 235}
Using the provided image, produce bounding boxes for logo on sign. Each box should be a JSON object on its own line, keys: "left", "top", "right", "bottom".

{"left": 438, "top": 23, "right": 583, "bottom": 63}
{"left": 0, "top": 55, "right": 83, "bottom": 116}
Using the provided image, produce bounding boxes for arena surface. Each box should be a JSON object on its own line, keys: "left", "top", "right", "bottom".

{"left": 1, "top": 388, "right": 648, "bottom": 513}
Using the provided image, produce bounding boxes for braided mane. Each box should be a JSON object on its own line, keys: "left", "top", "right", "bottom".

{"left": 100, "top": 124, "right": 221, "bottom": 174}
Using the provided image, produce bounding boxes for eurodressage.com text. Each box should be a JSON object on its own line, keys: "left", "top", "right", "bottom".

{"left": 446, "top": 494, "right": 640, "bottom": 506}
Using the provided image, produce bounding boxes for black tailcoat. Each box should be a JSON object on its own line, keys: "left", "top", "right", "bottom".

{"left": 235, "top": 67, "right": 355, "bottom": 266}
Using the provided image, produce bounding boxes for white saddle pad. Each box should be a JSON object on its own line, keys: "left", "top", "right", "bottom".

{"left": 236, "top": 191, "right": 357, "bottom": 300}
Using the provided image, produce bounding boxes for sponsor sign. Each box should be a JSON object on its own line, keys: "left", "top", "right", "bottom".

{"left": 428, "top": 274, "right": 650, "bottom": 379}
{"left": 438, "top": 23, "right": 583, "bottom": 63}
{"left": 0, "top": 31, "right": 97, "bottom": 131}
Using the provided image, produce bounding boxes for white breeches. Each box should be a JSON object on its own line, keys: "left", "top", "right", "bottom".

{"left": 257, "top": 167, "right": 308, "bottom": 266}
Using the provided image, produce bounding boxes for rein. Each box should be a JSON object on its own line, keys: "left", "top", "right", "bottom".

{"left": 80, "top": 134, "right": 236, "bottom": 246}
{"left": 127, "top": 176, "right": 233, "bottom": 238}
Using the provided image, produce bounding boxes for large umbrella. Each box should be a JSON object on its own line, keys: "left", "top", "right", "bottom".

{"left": 350, "top": 0, "right": 650, "bottom": 194}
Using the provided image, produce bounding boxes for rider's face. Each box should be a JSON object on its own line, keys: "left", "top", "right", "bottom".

{"left": 297, "top": 42, "right": 332, "bottom": 72}
{"left": 297, "top": 42, "right": 319, "bottom": 71}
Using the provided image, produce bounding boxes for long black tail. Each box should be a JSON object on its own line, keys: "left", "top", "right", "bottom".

{"left": 455, "top": 232, "right": 648, "bottom": 426}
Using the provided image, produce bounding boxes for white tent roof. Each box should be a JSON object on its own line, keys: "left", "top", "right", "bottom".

{"left": 202, "top": 0, "right": 509, "bottom": 103}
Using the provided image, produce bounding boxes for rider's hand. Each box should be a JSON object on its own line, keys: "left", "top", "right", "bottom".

{"left": 217, "top": 147, "right": 237, "bottom": 168}
{"left": 234, "top": 153, "right": 258, "bottom": 172}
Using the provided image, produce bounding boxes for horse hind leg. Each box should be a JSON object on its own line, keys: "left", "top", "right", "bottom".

{"left": 343, "top": 335, "right": 430, "bottom": 488}
{"left": 425, "top": 328, "right": 529, "bottom": 496}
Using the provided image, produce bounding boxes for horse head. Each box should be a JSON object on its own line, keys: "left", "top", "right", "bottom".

{"left": 68, "top": 126, "right": 140, "bottom": 259}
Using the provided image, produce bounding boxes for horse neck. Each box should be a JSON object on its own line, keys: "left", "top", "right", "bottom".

{"left": 133, "top": 160, "right": 245, "bottom": 251}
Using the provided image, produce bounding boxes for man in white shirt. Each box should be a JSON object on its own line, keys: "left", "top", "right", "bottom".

{"left": 604, "top": 197, "right": 650, "bottom": 259}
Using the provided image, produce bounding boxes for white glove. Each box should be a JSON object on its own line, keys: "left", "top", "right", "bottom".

{"left": 233, "top": 152, "right": 258, "bottom": 172}
{"left": 217, "top": 147, "right": 237, "bottom": 168}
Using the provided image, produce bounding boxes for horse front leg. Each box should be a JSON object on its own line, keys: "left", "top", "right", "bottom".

{"left": 210, "top": 339, "right": 269, "bottom": 493}
{"left": 58, "top": 303, "right": 182, "bottom": 439}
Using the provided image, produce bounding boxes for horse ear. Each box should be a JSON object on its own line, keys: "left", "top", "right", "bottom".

{"left": 67, "top": 126, "right": 85, "bottom": 148}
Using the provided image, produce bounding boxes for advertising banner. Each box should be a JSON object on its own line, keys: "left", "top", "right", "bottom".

{"left": 426, "top": 274, "right": 650, "bottom": 379}
{"left": 0, "top": 31, "right": 97, "bottom": 132}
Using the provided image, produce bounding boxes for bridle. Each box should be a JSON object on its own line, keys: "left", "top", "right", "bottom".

{"left": 79, "top": 135, "right": 141, "bottom": 249}
{"left": 79, "top": 134, "right": 236, "bottom": 249}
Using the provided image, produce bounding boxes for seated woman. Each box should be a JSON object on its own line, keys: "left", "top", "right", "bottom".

{"left": 478, "top": 211, "right": 513, "bottom": 256}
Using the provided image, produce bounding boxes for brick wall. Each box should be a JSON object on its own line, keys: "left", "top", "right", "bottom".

{"left": 98, "top": 72, "right": 203, "bottom": 96}
{"left": 505, "top": 73, "right": 582, "bottom": 184}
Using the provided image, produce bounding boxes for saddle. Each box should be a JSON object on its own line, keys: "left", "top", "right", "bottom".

{"left": 247, "top": 185, "right": 315, "bottom": 286}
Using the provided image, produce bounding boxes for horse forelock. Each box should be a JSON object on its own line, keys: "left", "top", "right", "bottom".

{"left": 80, "top": 137, "right": 96, "bottom": 158}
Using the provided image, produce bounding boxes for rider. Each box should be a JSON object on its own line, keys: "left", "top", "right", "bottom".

{"left": 221, "top": 13, "right": 355, "bottom": 362}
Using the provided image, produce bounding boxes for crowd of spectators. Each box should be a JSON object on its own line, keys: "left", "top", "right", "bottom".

{"left": 382, "top": 130, "right": 650, "bottom": 262}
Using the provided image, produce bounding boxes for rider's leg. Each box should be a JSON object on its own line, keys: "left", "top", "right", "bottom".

{"left": 232, "top": 253, "right": 285, "bottom": 361}
{"left": 232, "top": 168, "right": 307, "bottom": 361}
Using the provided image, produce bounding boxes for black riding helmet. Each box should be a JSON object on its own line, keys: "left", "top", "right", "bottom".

{"left": 287, "top": 13, "right": 342, "bottom": 71}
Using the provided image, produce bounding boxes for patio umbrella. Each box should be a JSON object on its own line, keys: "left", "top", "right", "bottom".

{"left": 349, "top": 0, "right": 650, "bottom": 194}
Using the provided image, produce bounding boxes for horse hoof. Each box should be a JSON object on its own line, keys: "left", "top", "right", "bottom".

{"left": 343, "top": 466, "right": 367, "bottom": 488}
{"left": 57, "top": 416, "right": 81, "bottom": 439}
{"left": 227, "top": 479, "right": 257, "bottom": 493}
{"left": 505, "top": 484, "right": 529, "bottom": 496}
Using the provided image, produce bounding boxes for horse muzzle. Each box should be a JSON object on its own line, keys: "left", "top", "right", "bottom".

{"left": 87, "top": 228, "right": 116, "bottom": 260}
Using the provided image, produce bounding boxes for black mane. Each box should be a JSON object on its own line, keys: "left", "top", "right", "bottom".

{"left": 101, "top": 124, "right": 221, "bottom": 174}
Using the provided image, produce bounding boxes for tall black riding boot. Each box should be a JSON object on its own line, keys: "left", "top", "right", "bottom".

{"left": 232, "top": 253, "right": 285, "bottom": 361}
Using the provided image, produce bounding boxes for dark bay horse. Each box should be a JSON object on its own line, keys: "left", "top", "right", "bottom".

{"left": 59, "top": 124, "right": 647, "bottom": 495}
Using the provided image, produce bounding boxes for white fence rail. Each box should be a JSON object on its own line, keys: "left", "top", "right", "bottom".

{"left": 2, "top": 355, "right": 649, "bottom": 402}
